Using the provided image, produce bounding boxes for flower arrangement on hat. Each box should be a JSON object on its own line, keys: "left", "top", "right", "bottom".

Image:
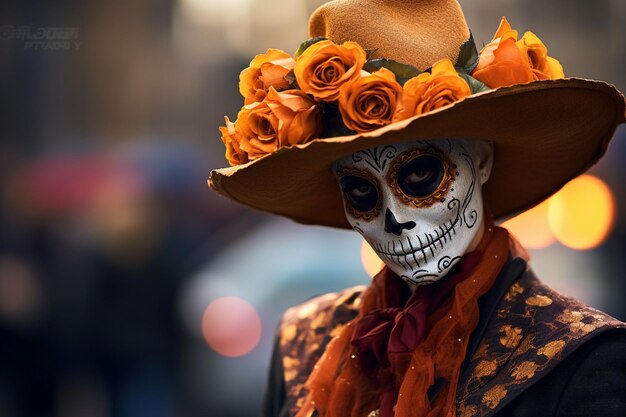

{"left": 219, "top": 17, "right": 564, "bottom": 167}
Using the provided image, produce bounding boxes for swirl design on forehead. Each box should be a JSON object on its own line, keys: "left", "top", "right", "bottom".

{"left": 351, "top": 145, "right": 398, "bottom": 173}
{"left": 386, "top": 146, "right": 456, "bottom": 208}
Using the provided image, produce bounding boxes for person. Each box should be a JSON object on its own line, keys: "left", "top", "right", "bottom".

{"left": 208, "top": 0, "right": 626, "bottom": 416}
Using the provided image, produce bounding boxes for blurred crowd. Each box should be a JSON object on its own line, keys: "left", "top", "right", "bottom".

{"left": 0, "top": 1, "right": 624, "bottom": 417}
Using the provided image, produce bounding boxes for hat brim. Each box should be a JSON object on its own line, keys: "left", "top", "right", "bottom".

{"left": 208, "top": 78, "right": 625, "bottom": 229}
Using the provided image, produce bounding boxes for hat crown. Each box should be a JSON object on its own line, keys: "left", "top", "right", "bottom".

{"left": 309, "top": 0, "right": 470, "bottom": 71}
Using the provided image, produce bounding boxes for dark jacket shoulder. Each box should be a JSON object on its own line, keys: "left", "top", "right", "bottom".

{"left": 457, "top": 270, "right": 626, "bottom": 416}
{"left": 496, "top": 329, "right": 626, "bottom": 417}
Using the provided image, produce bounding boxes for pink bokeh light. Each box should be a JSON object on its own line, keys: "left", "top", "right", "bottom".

{"left": 201, "top": 296, "right": 262, "bottom": 357}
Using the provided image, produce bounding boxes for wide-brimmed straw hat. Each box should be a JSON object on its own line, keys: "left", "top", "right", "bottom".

{"left": 208, "top": 0, "right": 625, "bottom": 229}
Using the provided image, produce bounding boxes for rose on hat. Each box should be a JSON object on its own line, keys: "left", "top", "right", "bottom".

{"left": 473, "top": 17, "right": 564, "bottom": 88}
{"left": 209, "top": 0, "right": 624, "bottom": 229}
{"left": 219, "top": 17, "right": 564, "bottom": 165}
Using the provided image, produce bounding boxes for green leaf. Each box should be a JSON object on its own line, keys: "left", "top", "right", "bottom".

{"left": 363, "top": 59, "right": 422, "bottom": 85}
{"left": 459, "top": 73, "right": 491, "bottom": 94}
{"left": 455, "top": 32, "right": 479, "bottom": 74}
{"left": 294, "top": 37, "right": 327, "bottom": 59}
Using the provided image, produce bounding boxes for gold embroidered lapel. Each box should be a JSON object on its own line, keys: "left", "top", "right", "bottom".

{"left": 456, "top": 272, "right": 624, "bottom": 417}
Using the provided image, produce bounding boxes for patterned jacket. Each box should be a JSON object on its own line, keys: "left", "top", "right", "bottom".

{"left": 262, "top": 258, "right": 626, "bottom": 417}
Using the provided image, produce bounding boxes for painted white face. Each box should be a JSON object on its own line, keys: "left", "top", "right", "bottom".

{"left": 334, "top": 139, "right": 494, "bottom": 287}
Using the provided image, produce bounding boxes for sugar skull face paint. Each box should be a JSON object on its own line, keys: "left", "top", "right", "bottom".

{"left": 334, "top": 139, "right": 494, "bottom": 287}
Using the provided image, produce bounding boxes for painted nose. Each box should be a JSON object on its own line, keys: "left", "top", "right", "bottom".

{"left": 384, "top": 208, "right": 416, "bottom": 236}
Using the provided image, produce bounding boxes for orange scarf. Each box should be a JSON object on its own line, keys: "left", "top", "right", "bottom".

{"left": 295, "top": 224, "right": 510, "bottom": 417}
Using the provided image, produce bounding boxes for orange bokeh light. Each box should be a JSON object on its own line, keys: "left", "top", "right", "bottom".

{"left": 547, "top": 175, "right": 615, "bottom": 250}
{"left": 201, "top": 296, "right": 262, "bottom": 357}
{"left": 501, "top": 199, "right": 556, "bottom": 249}
{"left": 361, "top": 240, "right": 384, "bottom": 277}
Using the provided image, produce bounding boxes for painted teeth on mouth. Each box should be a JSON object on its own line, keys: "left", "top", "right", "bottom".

{"left": 408, "top": 238, "right": 419, "bottom": 266}
{"left": 375, "top": 214, "right": 459, "bottom": 268}
{"left": 376, "top": 246, "right": 411, "bottom": 270}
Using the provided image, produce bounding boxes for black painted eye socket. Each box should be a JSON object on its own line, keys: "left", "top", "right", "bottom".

{"left": 339, "top": 175, "right": 379, "bottom": 212}
{"left": 397, "top": 155, "right": 445, "bottom": 198}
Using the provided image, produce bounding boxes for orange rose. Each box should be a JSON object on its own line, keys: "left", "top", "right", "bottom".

{"left": 517, "top": 31, "right": 564, "bottom": 80}
{"left": 472, "top": 17, "right": 563, "bottom": 88}
{"left": 233, "top": 88, "right": 320, "bottom": 161}
{"left": 239, "top": 49, "right": 295, "bottom": 105}
{"left": 394, "top": 59, "right": 471, "bottom": 121}
{"left": 294, "top": 40, "right": 366, "bottom": 101}
{"left": 219, "top": 116, "right": 249, "bottom": 166}
{"left": 338, "top": 67, "right": 403, "bottom": 133}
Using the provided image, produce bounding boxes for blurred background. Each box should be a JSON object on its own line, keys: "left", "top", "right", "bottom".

{"left": 0, "top": 0, "right": 624, "bottom": 416}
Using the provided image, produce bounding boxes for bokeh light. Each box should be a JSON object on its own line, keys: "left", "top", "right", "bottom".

{"left": 547, "top": 175, "right": 616, "bottom": 250}
{"left": 361, "top": 240, "right": 384, "bottom": 277}
{"left": 502, "top": 200, "right": 556, "bottom": 249}
{"left": 201, "top": 297, "right": 262, "bottom": 357}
